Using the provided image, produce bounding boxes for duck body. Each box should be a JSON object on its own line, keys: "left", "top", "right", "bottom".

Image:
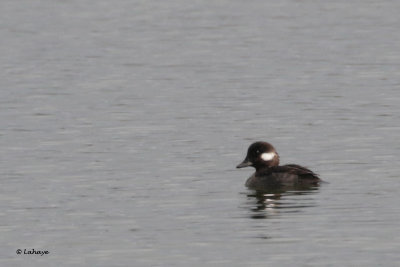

{"left": 237, "top": 142, "right": 320, "bottom": 189}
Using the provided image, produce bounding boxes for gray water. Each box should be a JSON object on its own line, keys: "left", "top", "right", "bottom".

{"left": 1, "top": 0, "right": 400, "bottom": 266}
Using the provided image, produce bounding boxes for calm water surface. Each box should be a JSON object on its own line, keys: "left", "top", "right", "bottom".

{"left": 1, "top": 0, "right": 400, "bottom": 266}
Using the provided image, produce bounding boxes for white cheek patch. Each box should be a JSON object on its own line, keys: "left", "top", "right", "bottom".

{"left": 261, "top": 152, "right": 275, "bottom": 161}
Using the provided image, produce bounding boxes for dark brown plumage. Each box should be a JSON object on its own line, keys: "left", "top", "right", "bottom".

{"left": 237, "top": 142, "right": 320, "bottom": 189}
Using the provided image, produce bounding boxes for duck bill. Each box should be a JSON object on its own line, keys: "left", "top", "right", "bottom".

{"left": 236, "top": 158, "right": 252, "bottom": 168}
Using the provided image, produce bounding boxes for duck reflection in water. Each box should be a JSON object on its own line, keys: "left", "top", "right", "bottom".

{"left": 245, "top": 185, "right": 320, "bottom": 219}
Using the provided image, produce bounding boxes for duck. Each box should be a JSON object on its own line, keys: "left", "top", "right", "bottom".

{"left": 237, "top": 141, "right": 320, "bottom": 189}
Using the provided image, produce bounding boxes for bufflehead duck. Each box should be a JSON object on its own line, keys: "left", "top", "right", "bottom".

{"left": 237, "top": 141, "right": 320, "bottom": 189}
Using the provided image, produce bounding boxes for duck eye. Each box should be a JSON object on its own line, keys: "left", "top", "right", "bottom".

{"left": 256, "top": 150, "right": 260, "bottom": 154}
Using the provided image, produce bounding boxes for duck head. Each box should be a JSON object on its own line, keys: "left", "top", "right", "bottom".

{"left": 237, "top": 141, "right": 280, "bottom": 171}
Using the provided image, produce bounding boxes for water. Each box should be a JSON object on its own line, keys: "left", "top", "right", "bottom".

{"left": 1, "top": 0, "right": 400, "bottom": 266}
